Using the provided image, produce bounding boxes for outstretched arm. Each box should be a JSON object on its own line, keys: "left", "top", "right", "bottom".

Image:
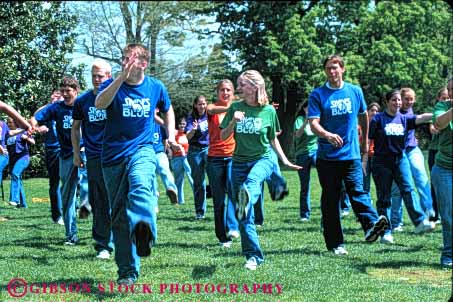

{"left": 0, "top": 101, "right": 32, "bottom": 132}
{"left": 270, "top": 137, "right": 302, "bottom": 170}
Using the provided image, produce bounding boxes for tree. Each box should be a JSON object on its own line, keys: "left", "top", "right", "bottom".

{"left": 0, "top": 1, "right": 85, "bottom": 117}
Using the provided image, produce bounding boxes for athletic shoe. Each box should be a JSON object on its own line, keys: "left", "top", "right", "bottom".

{"left": 78, "top": 206, "right": 90, "bottom": 219}
{"left": 441, "top": 260, "right": 453, "bottom": 268}
{"left": 166, "top": 188, "right": 178, "bottom": 204}
{"left": 392, "top": 225, "right": 404, "bottom": 232}
{"left": 273, "top": 184, "right": 289, "bottom": 201}
{"left": 365, "top": 215, "right": 388, "bottom": 242}
{"left": 134, "top": 221, "right": 153, "bottom": 257}
{"left": 414, "top": 219, "right": 435, "bottom": 234}
{"left": 300, "top": 217, "right": 309, "bottom": 222}
{"left": 380, "top": 233, "right": 394, "bottom": 244}
{"left": 8, "top": 201, "right": 18, "bottom": 207}
{"left": 64, "top": 238, "right": 79, "bottom": 246}
{"left": 227, "top": 230, "right": 240, "bottom": 239}
{"left": 244, "top": 257, "right": 257, "bottom": 270}
{"left": 96, "top": 249, "right": 111, "bottom": 260}
{"left": 117, "top": 277, "right": 135, "bottom": 286}
{"left": 237, "top": 185, "right": 250, "bottom": 220}
{"left": 332, "top": 246, "right": 348, "bottom": 255}
{"left": 55, "top": 217, "right": 64, "bottom": 226}
{"left": 255, "top": 224, "right": 263, "bottom": 228}
{"left": 195, "top": 214, "right": 205, "bottom": 220}
{"left": 220, "top": 241, "right": 232, "bottom": 248}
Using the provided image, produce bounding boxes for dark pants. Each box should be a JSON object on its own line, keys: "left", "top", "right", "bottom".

{"left": 316, "top": 159, "right": 379, "bottom": 250}
{"left": 46, "top": 148, "right": 62, "bottom": 222}
{"left": 428, "top": 149, "right": 439, "bottom": 220}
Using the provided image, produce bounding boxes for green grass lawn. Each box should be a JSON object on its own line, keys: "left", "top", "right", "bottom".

{"left": 0, "top": 171, "right": 451, "bottom": 302}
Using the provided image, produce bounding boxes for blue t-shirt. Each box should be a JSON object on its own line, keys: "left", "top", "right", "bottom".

{"left": 152, "top": 124, "right": 168, "bottom": 153}
{"left": 0, "top": 121, "right": 10, "bottom": 150}
{"left": 99, "top": 76, "right": 171, "bottom": 166}
{"left": 44, "top": 120, "right": 60, "bottom": 150}
{"left": 34, "top": 101, "right": 79, "bottom": 159}
{"left": 307, "top": 82, "right": 365, "bottom": 161}
{"left": 184, "top": 112, "right": 209, "bottom": 148}
{"left": 369, "top": 111, "right": 417, "bottom": 156}
{"left": 73, "top": 90, "right": 107, "bottom": 160}
{"left": 399, "top": 108, "right": 418, "bottom": 148}
{"left": 6, "top": 132, "right": 30, "bottom": 166}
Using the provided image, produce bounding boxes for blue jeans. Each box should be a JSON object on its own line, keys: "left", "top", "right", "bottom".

{"left": 78, "top": 157, "right": 89, "bottom": 211}
{"left": 0, "top": 154, "right": 9, "bottom": 185}
{"left": 296, "top": 152, "right": 316, "bottom": 219}
{"left": 170, "top": 156, "right": 193, "bottom": 204}
{"left": 9, "top": 156, "right": 29, "bottom": 207}
{"left": 431, "top": 165, "right": 452, "bottom": 264}
{"left": 232, "top": 157, "right": 277, "bottom": 264}
{"left": 406, "top": 147, "right": 433, "bottom": 212}
{"left": 207, "top": 156, "right": 239, "bottom": 243}
{"left": 372, "top": 154, "right": 425, "bottom": 233}
{"left": 60, "top": 156, "right": 79, "bottom": 241}
{"left": 316, "top": 159, "right": 379, "bottom": 250}
{"left": 45, "top": 148, "right": 62, "bottom": 221}
{"left": 155, "top": 152, "right": 177, "bottom": 193}
{"left": 87, "top": 158, "right": 113, "bottom": 253}
{"left": 187, "top": 146, "right": 208, "bottom": 216}
{"left": 102, "top": 145, "right": 157, "bottom": 281}
{"left": 428, "top": 149, "right": 438, "bottom": 219}
{"left": 254, "top": 183, "right": 264, "bottom": 225}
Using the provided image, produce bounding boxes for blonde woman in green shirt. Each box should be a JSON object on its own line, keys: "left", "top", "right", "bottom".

{"left": 220, "top": 70, "right": 301, "bottom": 270}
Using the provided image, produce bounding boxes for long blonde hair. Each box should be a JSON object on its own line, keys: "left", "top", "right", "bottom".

{"left": 239, "top": 70, "right": 269, "bottom": 106}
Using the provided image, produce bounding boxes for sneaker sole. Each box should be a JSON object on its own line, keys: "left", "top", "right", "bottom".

{"left": 366, "top": 216, "right": 388, "bottom": 242}
{"left": 134, "top": 221, "right": 153, "bottom": 257}
{"left": 166, "top": 189, "right": 178, "bottom": 204}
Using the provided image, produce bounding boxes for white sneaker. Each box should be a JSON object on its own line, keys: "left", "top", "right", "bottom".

{"left": 8, "top": 201, "right": 18, "bottom": 207}
{"left": 380, "top": 233, "right": 394, "bottom": 244}
{"left": 237, "top": 185, "right": 250, "bottom": 220}
{"left": 414, "top": 220, "right": 435, "bottom": 234}
{"left": 227, "top": 230, "right": 240, "bottom": 239}
{"left": 56, "top": 217, "right": 64, "bottom": 226}
{"left": 332, "top": 246, "right": 348, "bottom": 255}
{"left": 300, "top": 217, "right": 309, "bottom": 222}
{"left": 220, "top": 241, "right": 232, "bottom": 248}
{"left": 244, "top": 257, "right": 257, "bottom": 270}
{"left": 392, "top": 225, "right": 403, "bottom": 232}
{"left": 96, "top": 249, "right": 111, "bottom": 260}
{"left": 340, "top": 210, "right": 350, "bottom": 218}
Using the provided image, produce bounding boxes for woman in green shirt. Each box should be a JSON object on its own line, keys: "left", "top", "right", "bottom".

{"left": 220, "top": 70, "right": 301, "bottom": 270}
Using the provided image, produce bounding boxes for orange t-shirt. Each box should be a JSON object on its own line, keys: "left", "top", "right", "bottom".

{"left": 208, "top": 112, "right": 235, "bottom": 157}
{"left": 173, "top": 130, "right": 189, "bottom": 157}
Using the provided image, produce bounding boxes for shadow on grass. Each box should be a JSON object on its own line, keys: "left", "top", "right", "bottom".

{"left": 192, "top": 265, "right": 216, "bottom": 279}
{"left": 0, "top": 277, "right": 135, "bottom": 300}
{"left": 157, "top": 242, "right": 213, "bottom": 249}
{"left": 176, "top": 225, "right": 211, "bottom": 232}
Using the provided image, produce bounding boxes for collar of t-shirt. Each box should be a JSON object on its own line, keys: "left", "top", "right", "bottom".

{"left": 326, "top": 81, "right": 345, "bottom": 90}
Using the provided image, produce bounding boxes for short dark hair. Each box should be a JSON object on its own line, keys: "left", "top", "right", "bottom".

{"left": 385, "top": 89, "right": 400, "bottom": 102}
{"left": 323, "top": 54, "right": 345, "bottom": 68}
{"left": 60, "top": 76, "right": 79, "bottom": 90}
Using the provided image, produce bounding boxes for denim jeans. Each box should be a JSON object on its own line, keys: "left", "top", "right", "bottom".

{"left": 59, "top": 155, "right": 79, "bottom": 241}
{"left": 9, "top": 156, "right": 29, "bottom": 207}
{"left": 431, "top": 165, "right": 452, "bottom": 264}
{"left": 363, "top": 156, "right": 373, "bottom": 198}
{"left": 372, "top": 154, "right": 425, "bottom": 233}
{"left": 428, "top": 149, "right": 439, "bottom": 219}
{"left": 406, "top": 147, "right": 433, "bottom": 212}
{"left": 78, "top": 156, "right": 89, "bottom": 211}
{"left": 87, "top": 158, "right": 113, "bottom": 253}
{"left": 207, "top": 156, "right": 239, "bottom": 243}
{"left": 45, "top": 148, "right": 62, "bottom": 221}
{"left": 102, "top": 145, "right": 157, "bottom": 281}
{"left": 155, "top": 152, "right": 177, "bottom": 194}
{"left": 296, "top": 152, "right": 317, "bottom": 219}
{"left": 254, "top": 183, "right": 264, "bottom": 225}
{"left": 0, "top": 154, "right": 8, "bottom": 185}
{"left": 316, "top": 159, "right": 379, "bottom": 250}
{"left": 170, "top": 156, "right": 193, "bottom": 204}
{"left": 187, "top": 146, "right": 208, "bottom": 216}
{"left": 232, "top": 157, "right": 277, "bottom": 264}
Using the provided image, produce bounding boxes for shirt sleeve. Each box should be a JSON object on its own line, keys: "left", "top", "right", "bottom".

{"left": 307, "top": 91, "right": 321, "bottom": 119}
{"left": 34, "top": 103, "right": 54, "bottom": 123}
{"left": 72, "top": 99, "right": 83, "bottom": 121}
{"left": 368, "top": 115, "right": 378, "bottom": 139}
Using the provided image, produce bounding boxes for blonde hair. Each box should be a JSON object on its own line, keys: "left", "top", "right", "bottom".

{"left": 92, "top": 58, "right": 112, "bottom": 74}
{"left": 123, "top": 43, "right": 150, "bottom": 63}
{"left": 239, "top": 70, "right": 269, "bottom": 106}
{"left": 216, "top": 79, "right": 235, "bottom": 102}
{"left": 400, "top": 87, "right": 415, "bottom": 98}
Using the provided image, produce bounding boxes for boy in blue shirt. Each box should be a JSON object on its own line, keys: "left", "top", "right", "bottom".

{"left": 308, "top": 54, "right": 388, "bottom": 255}
{"left": 31, "top": 77, "right": 85, "bottom": 246}
{"left": 95, "top": 43, "right": 176, "bottom": 285}
{"left": 72, "top": 59, "right": 113, "bottom": 260}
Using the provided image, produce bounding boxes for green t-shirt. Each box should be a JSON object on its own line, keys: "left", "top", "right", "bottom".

{"left": 432, "top": 100, "right": 452, "bottom": 169}
{"left": 293, "top": 116, "right": 318, "bottom": 156}
{"left": 220, "top": 101, "right": 280, "bottom": 162}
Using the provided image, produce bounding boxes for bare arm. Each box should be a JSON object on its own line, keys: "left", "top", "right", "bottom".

{"left": 0, "top": 101, "right": 32, "bottom": 132}
{"left": 207, "top": 103, "right": 230, "bottom": 115}
{"left": 294, "top": 119, "right": 309, "bottom": 138}
{"left": 309, "top": 118, "right": 343, "bottom": 147}
{"left": 21, "top": 134, "right": 35, "bottom": 145}
{"left": 358, "top": 112, "right": 369, "bottom": 154}
{"left": 270, "top": 138, "right": 302, "bottom": 170}
{"left": 71, "top": 119, "right": 83, "bottom": 167}
{"left": 155, "top": 113, "right": 165, "bottom": 126}
{"left": 433, "top": 109, "right": 452, "bottom": 130}
{"left": 163, "top": 105, "right": 176, "bottom": 144}
{"left": 220, "top": 111, "right": 244, "bottom": 141}
{"left": 415, "top": 113, "right": 433, "bottom": 125}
